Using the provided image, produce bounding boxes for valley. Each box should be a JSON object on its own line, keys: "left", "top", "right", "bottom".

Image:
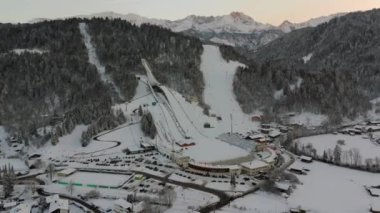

{"left": 1, "top": 6, "right": 380, "bottom": 213}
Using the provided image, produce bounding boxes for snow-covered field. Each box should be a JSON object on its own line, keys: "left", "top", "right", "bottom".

{"left": 299, "top": 133, "right": 380, "bottom": 160}
{"left": 59, "top": 171, "right": 131, "bottom": 187}
{"left": 219, "top": 160, "right": 380, "bottom": 213}
{"left": 166, "top": 186, "right": 219, "bottom": 213}
{"left": 97, "top": 123, "right": 146, "bottom": 153}
{"left": 289, "top": 112, "right": 328, "bottom": 127}
{"left": 0, "top": 158, "right": 29, "bottom": 174}
{"left": 38, "top": 125, "right": 114, "bottom": 158}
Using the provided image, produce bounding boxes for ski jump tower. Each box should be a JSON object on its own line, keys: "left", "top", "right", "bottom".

{"left": 142, "top": 59, "right": 160, "bottom": 87}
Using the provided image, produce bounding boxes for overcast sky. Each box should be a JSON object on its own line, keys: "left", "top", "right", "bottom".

{"left": 1, "top": 0, "right": 380, "bottom": 25}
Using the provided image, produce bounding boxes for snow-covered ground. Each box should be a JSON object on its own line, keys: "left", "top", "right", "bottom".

{"left": 200, "top": 45, "right": 259, "bottom": 136}
{"left": 289, "top": 112, "right": 328, "bottom": 127}
{"left": 219, "top": 160, "right": 380, "bottom": 213}
{"left": 299, "top": 133, "right": 380, "bottom": 160}
{"left": 96, "top": 123, "right": 147, "bottom": 153}
{"left": 60, "top": 171, "right": 131, "bottom": 187}
{"left": 166, "top": 186, "right": 219, "bottom": 213}
{"left": 0, "top": 158, "right": 29, "bottom": 174}
{"left": 37, "top": 125, "right": 114, "bottom": 158}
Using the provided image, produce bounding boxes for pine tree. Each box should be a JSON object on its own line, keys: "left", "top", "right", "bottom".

{"left": 51, "top": 132, "right": 59, "bottom": 146}
{"left": 3, "top": 164, "right": 15, "bottom": 198}
{"left": 333, "top": 145, "right": 342, "bottom": 165}
{"left": 323, "top": 150, "right": 328, "bottom": 162}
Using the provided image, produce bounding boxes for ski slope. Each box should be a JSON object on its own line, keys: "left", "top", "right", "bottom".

{"left": 200, "top": 45, "right": 259, "bottom": 136}
{"left": 79, "top": 22, "right": 124, "bottom": 100}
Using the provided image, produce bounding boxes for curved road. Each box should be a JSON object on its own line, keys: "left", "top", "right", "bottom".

{"left": 73, "top": 122, "right": 140, "bottom": 158}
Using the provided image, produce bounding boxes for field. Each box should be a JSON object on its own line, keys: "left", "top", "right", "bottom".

{"left": 298, "top": 133, "right": 380, "bottom": 160}
{"left": 59, "top": 171, "right": 132, "bottom": 188}
{"left": 218, "top": 160, "right": 380, "bottom": 213}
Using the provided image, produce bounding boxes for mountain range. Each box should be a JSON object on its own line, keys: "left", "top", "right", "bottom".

{"left": 30, "top": 11, "right": 345, "bottom": 51}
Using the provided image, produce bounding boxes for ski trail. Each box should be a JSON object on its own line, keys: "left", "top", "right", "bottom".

{"left": 79, "top": 22, "right": 124, "bottom": 100}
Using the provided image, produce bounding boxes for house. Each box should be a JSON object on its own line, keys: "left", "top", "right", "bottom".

{"left": 49, "top": 199, "right": 69, "bottom": 213}
{"left": 289, "top": 165, "right": 304, "bottom": 175}
{"left": 269, "top": 130, "right": 281, "bottom": 138}
{"left": 260, "top": 128, "right": 272, "bottom": 134}
{"left": 113, "top": 199, "right": 132, "bottom": 213}
{"left": 46, "top": 195, "right": 69, "bottom": 213}
{"left": 300, "top": 155, "right": 313, "bottom": 163}
{"left": 240, "top": 160, "right": 270, "bottom": 175}
{"left": 140, "top": 142, "right": 155, "bottom": 151}
{"left": 275, "top": 182, "right": 291, "bottom": 193}
{"left": 251, "top": 115, "right": 263, "bottom": 122}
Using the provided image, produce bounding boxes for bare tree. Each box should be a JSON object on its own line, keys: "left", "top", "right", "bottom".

{"left": 352, "top": 148, "right": 362, "bottom": 167}
{"left": 66, "top": 180, "right": 74, "bottom": 195}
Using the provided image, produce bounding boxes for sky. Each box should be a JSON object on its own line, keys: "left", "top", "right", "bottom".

{"left": 1, "top": 0, "right": 380, "bottom": 25}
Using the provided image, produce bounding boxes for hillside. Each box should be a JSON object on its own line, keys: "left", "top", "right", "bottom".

{"left": 0, "top": 18, "right": 204, "bottom": 146}
{"left": 228, "top": 9, "right": 380, "bottom": 124}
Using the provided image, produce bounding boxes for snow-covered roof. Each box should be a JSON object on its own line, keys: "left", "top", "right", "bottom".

{"left": 300, "top": 155, "right": 312, "bottom": 161}
{"left": 246, "top": 134, "right": 265, "bottom": 140}
{"left": 114, "top": 199, "right": 132, "bottom": 209}
{"left": 10, "top": 203, "right": 33, "bottom": 213}
{"left": 3, "top": 202, "right": 17, "bottom": 208}
{"left": 269, "top": 130, "right": 281, "bottom": 138}
{"left": 275, "top": 182, "right": 290, "bottom": 191}
{"left": 261, "top": 148, "right": 277, "bottom": 164}
{"left": 57, "top": 168, "right": 76, "bottom": 176}
{"left": 46, "top": 194, "right": 60, "bottom": 203}
{"left": 49, "top": 198, "right": 69, "bottom": 213}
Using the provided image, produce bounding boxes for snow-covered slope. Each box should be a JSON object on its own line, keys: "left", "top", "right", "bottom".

{"left": 200, "top": 45, "right": 259, "bottom": 134}
{"left": 279, "top": 13, "right": 346, "bottom": 33}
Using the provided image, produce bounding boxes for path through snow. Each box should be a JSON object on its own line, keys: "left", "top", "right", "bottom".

{"left": 79, "top": 22, "right": 124, "bottom": 100}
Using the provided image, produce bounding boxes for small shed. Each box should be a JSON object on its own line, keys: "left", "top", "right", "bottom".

{"left": 300, "top": 155, "right": 313, "bottom": 163}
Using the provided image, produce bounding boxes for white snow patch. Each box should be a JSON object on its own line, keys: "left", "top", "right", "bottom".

{"left": 210, "top": 37, "right": 236, "bottom": 46}
{"left": 302, "top": 53, "right": 313, "bottom": 63}
{"left": 273, "top": 89, "right": 284, "bottom": 100}
{"left": 289, "top": 112, "right": 328, "bottom": 127}
{"left": 11, "top": 48, "right": 47, "bottom": 55}
{"left": 39, "top": 125, "right": 111, "bottom": 158}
